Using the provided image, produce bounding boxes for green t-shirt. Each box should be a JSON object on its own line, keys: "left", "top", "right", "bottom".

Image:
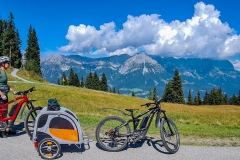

{"left": 0, "top": 70, "right": 9, "bottom": 95}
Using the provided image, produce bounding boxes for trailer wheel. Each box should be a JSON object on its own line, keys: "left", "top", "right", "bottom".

{"left": 38, "top": 138, "right": 61, "bottom": 159}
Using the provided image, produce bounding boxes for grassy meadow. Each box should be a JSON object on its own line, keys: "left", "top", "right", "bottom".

{"left": 6, "top": 68, "right": 240, "bottom": 146}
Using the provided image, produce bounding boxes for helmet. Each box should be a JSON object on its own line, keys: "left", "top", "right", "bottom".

{"left": 0, "top": 56, "right": 11, "bottom": 63}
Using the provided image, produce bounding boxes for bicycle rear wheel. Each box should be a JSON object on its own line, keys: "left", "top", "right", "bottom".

{"left": 95, "top": 116, "right": 130, "bottom": 152}
{"left": 24, "top": 106, "right": 42, "bottom": 139}
{"left": 160, "top": 118, "right": 180, "bottom": 154}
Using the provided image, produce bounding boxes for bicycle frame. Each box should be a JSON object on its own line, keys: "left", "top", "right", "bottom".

{"left": 0, "top": 88, "right": 36, "bottom": 129}
{"left": 129, "top": 107, "right": 159, "bottom": 131}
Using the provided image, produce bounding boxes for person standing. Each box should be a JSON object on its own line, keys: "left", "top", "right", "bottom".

{"left": 0, "top": 56, "right": 17, "bottom": 138}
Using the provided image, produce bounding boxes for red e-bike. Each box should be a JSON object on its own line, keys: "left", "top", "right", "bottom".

{"left": 0, "top": 87, "right": 42, "bottom": 137}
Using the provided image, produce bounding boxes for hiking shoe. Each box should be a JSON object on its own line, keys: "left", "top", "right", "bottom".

{"left": 1, "top": 132, "right": 7, "bottom": 138}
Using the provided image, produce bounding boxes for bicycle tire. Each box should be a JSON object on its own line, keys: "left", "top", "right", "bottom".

{"left": 95, "top": 116, "right": 130, "bottom": 152}
{"left": 160, "top": 118, "right": 180, "bottom": 154}
{"left": 24, "top": 106, "right": 42, "bottom": 139}
{"left": 38, "top": 138, "right": 61, "bottom": 159}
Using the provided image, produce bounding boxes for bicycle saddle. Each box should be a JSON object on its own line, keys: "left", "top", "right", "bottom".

{"left": 125, "top": 108, "right": 139, "bottom": 112}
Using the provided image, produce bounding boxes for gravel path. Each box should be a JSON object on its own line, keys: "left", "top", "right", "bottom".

{"left": 0, "top": 126, "right": 239, "bottom": 160}
{"left": 10, "top": 68, "right": 34, "bottom": 83}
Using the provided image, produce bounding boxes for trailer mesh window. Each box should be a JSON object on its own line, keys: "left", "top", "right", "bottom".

{"left": 49, "top": 117, "right": 74, "bottom": 130}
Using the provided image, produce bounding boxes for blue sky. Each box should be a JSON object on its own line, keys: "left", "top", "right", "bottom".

{"left": 1, "top": 0, "right": 240, "bottom": 70}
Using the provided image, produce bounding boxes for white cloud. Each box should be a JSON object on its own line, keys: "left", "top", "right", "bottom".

{"left": 59, "top": 2, "right": 240, "bottom": 59}
{"left": 231, "top": 60, "right": 240, "bottom": 71}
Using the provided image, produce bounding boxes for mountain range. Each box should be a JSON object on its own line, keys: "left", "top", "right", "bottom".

{"left": 41, "top": 53, "right": 240, "bottom": 99}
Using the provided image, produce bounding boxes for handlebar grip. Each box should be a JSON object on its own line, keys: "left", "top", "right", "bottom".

{"left": 15, "top": 92, "right": 22, "bottom": 95}
{"left": 141, "top": 103, "right": 151, "bottom": 107}
{"left": 29, "top": 87, "right": 35, "bottom": 92}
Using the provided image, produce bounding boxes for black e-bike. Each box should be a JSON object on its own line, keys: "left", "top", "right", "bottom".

{"left": 95, "top": 99, "right": 180, "bottom": 154}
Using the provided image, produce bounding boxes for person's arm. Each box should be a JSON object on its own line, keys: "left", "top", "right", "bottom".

{"left": 9, "top": 86, "right": 17, "bottom": 94}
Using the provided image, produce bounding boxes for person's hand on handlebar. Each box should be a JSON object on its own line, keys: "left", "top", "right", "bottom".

{"left": 9, "top": 87, "right": 17, "bottom": 95}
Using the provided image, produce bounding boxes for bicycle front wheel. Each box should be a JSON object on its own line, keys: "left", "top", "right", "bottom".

{"left": 95, "top": 116, "right": 130, "bottom": 152}
{"left": 24, "top": 106, "right": 42, "bottom": 139}
{"left": 160, "top": 118, "right": 180, "bottom": 154}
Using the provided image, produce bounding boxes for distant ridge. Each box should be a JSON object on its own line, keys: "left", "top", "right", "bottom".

{"left": 41, "top": 53, "right": 240, "bottom": 98}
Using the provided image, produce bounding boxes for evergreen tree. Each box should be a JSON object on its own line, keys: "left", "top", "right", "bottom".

{"left": 172, "top": 70, "right": 185, "bottom": 103}
{"left": 68, "top": 68, "right": 75, "bottom": 86}
{"left": 61, "top": 72, "right": 68, "bottom": 85}
{"left": 80, "top": 76, "right": 84, "bottom": 87}
{"left": 153, "top": 86, "right": 158, "bottom": 101}
{"left": 99, "top": 73, "right": 108, "bottom": 92}
{"left": 196, "top": 91, "right": 202, "bottom": 105}
{"left": 131, "top": 91, "right": 135, "bottom": 97}
{"left": 13, "top": 30, "right": 22, "bottom": 68}
{"left": 2, "top": 13, "right": 22, "bottom": 68}
{"left": 237, "top": 89, "right": 240, "bottom": 105}
{"left": 74, "top": 73, "right": 80, "bottom": 87}
{"left": 217, "top": 87, "right": 223, "bottom": 105}
{"left": 223, "top": 93, "right": 228, "bottom": 105}
{"left": 113, "top": 87, "right": 116, "bottom": 93}
{"left": 208, "top": 87, "right": 224, "bottom": 105}
{"left": 194, "top": 96, "right": 198, "bottom": 105}
{"left": 0, "top": 19, "right": 4, "bottom": 55}
{"left": 209, "top": 88, "right": 217, "bottom": 105}
{"left": 162, "top": 82, "right": 176, "bottom": 102}
{"left": 92, "top": 71, "right": 100, "bottom": 90}
{"left": 203, "top": 91, "right": 210, "bottom": 105}
{"left": 85, "top": 71, "right": 93, "bottom": 89}
{"left": 187, "top": 89, "right": 193, "bottom": 105}
{"left": 229, "top": 93, "right": 238, "bottom": 105}
{"left": 57, "top": 78, "right": 60, "bottom": 85}
{"left": 0, "top": 20, "right": 8, "bottom": 56}
{"left": 25, "top": 25, "right": 41, "bottom": 75}
{"left": 148, "top": 87, "right": 153, "bottom": 100}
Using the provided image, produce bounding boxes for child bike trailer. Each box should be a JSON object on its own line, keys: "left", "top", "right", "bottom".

{"left": 32, "top": 105, "right": 89, "bottom": 159}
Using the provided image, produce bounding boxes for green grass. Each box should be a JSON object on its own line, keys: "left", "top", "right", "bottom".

{"left": 6, "top": 69, "right": 240, "bottom": 146}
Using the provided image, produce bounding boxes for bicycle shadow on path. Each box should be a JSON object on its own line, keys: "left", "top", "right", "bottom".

{"left": 95, "top": 136, "right": 171, "bottom": 154}
{"left": 6, "top": 122, "right": 26, "bottom": 137}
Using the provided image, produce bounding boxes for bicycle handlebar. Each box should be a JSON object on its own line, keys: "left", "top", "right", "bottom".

{"left": 15, "top": 87, "right": 35, "bottom": 95}
{"left": 141, "top": 100, "right": 160, "bottom": 107}
{"left": 141, "top": 94, "right": 174, "bottom": 107}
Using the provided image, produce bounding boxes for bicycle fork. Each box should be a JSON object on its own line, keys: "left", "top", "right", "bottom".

{"left": 162, "top": 111, "right": 175, "bottom": 136}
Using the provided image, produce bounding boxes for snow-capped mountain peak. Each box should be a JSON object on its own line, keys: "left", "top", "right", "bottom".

{"left": 119, "top": 53, "right": 165, "bottom": 75}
